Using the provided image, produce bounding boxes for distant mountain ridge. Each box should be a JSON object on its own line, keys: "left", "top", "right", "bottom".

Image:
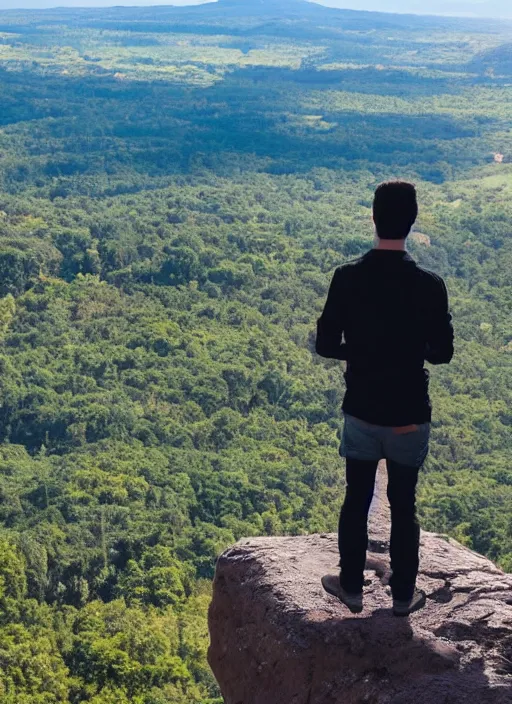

{"left": 15, "top": 0, "right": 507, "bottom": 31}
{"left": 1, "top": 0, "right": 511, "bottom": 20}
{"left": 197, "top": 0, "right": 336, "bottom": 16}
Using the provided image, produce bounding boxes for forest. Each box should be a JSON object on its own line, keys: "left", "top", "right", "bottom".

{"left": 0, "top": 0, "right": 510, "bottom": 701}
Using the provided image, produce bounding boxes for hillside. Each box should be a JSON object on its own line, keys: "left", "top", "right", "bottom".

{"left": 0, "top": 1, "right": 510, "bottom": 701}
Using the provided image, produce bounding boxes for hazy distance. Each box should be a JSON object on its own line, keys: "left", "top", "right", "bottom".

{"left": 0, "top": 0, "right": 511, "bottom": 20}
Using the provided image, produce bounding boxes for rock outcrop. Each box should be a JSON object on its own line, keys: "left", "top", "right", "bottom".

{"left": 208, "top": 461, "right": 512, "bottom": 703}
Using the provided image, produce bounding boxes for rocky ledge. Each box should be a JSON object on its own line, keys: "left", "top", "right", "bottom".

{"left": 208, "top": 462, "right": 512, "bottom": 703}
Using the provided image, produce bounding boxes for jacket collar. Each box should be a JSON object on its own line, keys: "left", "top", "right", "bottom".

{"left": 364, "top": 249, "right": 415, "bottom": 263}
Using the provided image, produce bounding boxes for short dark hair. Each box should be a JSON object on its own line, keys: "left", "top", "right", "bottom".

{"left": 373, "top": 181, "right": 418, "bottom": 240}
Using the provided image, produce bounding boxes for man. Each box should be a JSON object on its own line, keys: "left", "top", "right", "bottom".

{"left": 316, "top": 181, "right": 454, "bottom": 617}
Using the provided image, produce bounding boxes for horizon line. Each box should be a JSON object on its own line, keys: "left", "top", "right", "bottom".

{"left": 0, "top": 0, "right": 511, "bottom": 23}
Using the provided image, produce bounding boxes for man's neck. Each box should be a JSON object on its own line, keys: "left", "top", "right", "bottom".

{"left": 374, "top": 236, "right": 407, "bottom": 251}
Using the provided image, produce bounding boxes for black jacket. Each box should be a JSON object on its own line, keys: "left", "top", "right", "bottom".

{"left": 315, "top": 249, "right": 454, "bottom": 426}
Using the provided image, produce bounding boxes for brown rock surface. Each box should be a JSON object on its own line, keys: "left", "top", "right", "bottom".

{"left": 208, "top": 462, "right": 512, "bottom": 703}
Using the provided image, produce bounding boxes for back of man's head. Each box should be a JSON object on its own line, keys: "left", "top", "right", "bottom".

{"left": 373, "top": 181, "right": 418, "bottom": 240}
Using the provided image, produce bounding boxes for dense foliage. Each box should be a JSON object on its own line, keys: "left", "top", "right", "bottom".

{"left": 0, "top": 0, "right": 510, "bottom": 701}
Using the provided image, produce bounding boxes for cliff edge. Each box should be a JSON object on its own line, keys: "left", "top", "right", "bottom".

{"left": 208, "top": 462, "right": 512, "bottom": 703}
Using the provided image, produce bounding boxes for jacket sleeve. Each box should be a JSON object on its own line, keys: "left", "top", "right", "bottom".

{"left": 315, "top": 267, "right": 349, "bottom": 360}
{"left": 425, "top": 275, "right": 454, "bottom": 365}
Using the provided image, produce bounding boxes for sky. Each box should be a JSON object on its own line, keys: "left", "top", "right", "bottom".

{"left": 0, "top": 0, "right": 209, "bottom": 6}
{"left": 0, "top": 0, "right": 510, "bottom": 19}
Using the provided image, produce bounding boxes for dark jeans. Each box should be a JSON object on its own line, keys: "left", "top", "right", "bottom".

{"left": 338, "top": 457, "right": 420, "bottom": 602}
